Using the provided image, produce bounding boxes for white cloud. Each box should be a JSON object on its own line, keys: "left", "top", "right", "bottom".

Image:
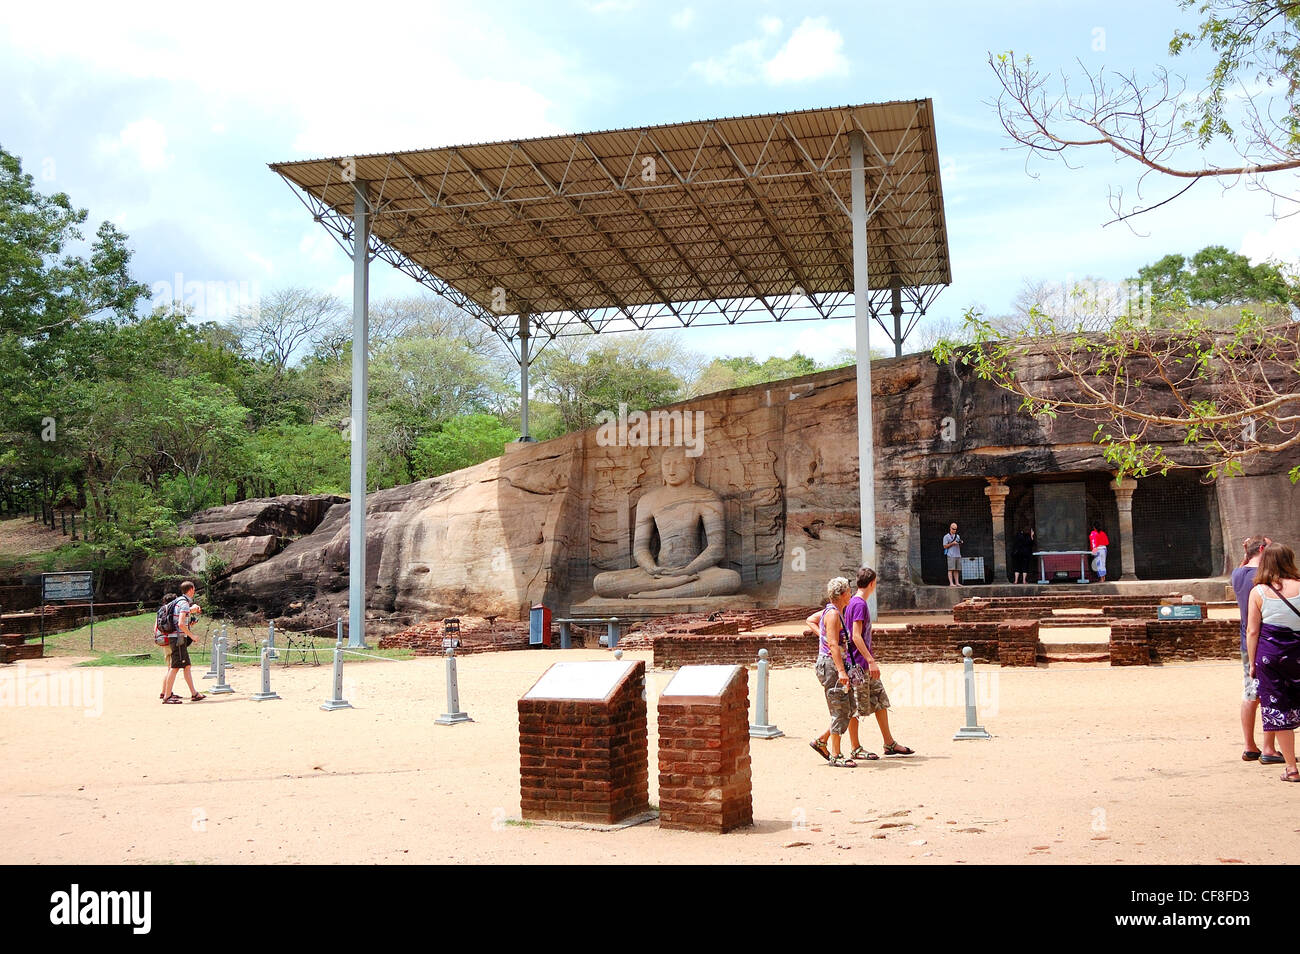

{"left": 670, "top": 7, "right": 695, "bottom": 29}
{"left": 587, "top": 0, "right": 636, "bottom": 12}
{"left": 1238, "top": 207, "right": 1300, "bottom": 269}
{"left": 690, "top": 15, "right": 848, "bottom": 87}
{"left": 98, "top": 118, "right": 171, "bottom": 172}
{"left": 763, "top": 17, "right": 849, "bottom": 84}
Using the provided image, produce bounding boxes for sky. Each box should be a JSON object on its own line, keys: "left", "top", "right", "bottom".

{"left": 3, "top": 0, "right": 1297, "bottom": 365}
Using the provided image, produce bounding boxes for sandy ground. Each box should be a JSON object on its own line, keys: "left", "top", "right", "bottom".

{"left": 0, "top": 648, "right": 1286, "bottom": 865}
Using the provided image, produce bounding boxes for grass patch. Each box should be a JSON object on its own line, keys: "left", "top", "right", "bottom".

{"left": 46, "top": 613, "right": 416, "bottom": 667}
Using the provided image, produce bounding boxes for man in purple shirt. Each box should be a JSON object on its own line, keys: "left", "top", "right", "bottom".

{"left": 842, "top": 566, "right": 914, "bottom": 759}
{"left": 1234, "top": 535, "right": 1280, "bottom": 763}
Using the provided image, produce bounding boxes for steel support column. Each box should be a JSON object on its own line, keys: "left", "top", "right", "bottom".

{"left": 348, "top": 180, "right": 370, "bottom": 649}
{"left": 850, "top": 131, "right": 877, "bottom": 617}
{"left": 516, "top": 313, "right": 536, "bottom": 442}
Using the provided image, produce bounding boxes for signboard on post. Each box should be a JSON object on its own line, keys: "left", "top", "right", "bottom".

{"left": 40, "top": 571, "right": 95, "bottom": 650}
{"left": 42, "top": 572, "right": 93, "bottom": 602}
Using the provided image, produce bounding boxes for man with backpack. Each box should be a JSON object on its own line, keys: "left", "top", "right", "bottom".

{"left": 159, "top": 582, "right": 204, "bottom": 704}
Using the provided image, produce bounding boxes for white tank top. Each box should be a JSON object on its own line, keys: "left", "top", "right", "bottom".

{"left": 1256, "top": 584, "right": 1300, "bottom": 628}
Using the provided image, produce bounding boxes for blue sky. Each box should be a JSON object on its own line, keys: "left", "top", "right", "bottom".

{"left": 3, "top": 0, "right": 1296, "bottom": 363}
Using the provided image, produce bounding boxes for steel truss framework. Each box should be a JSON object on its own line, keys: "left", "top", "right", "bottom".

{"left": 271, "top": 100, "right": 951, "bottom": 361}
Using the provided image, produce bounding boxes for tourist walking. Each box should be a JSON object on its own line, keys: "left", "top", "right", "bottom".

{"left": 1089, "top": 522, "right": 1109, "bottom": 582}
{"left": 809, "top": 577, "right": 857, "bottom": 767}
{"left": 1245, "top": 544, "right": 1300, "bottom": 782}
{"left": 943, "top": 522, "right": 963, "bottom": 586}
{"left": 841, "top": 566, "right": 914, "bottom": 758}
{"left": 155, "top": 591, "right": 179, "bottom": 702}
{"left": 161, "top": 581, "right": 204, "bottom": 704}
{"left": 1234, "top": 535, "right": 1280, "bottom": 763}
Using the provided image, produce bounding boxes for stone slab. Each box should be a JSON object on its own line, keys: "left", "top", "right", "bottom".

{"left": 523, "top": 660, "right": 638, "bottom": 701}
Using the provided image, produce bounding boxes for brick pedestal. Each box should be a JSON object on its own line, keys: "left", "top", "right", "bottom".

{"left": 996, "top": 620, "right": 1039, "bottom": 667}
{"left": 1109, "top": 621, "right": 1149, "bottom": 666}
{"left": 518, "top": 660, "right": 649, "bottom": 825}
{"left": 658, "top": 665, "right": 753, "bottom": 833}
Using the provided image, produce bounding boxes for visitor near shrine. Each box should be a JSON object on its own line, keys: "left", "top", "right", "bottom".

{"left": 1235, "top": 535, "right": 1279, "bottom": 763}
{"left": 1245, "top": 544, "right": 1300, "bottom": 782}
{"left": 943, "top": 523, "right": 963, "bottom": 586}
{"left": 1089, "top": 523, "right": 1109, "bottom": 582}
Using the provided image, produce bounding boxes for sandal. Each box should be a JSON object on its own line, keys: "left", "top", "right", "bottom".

{"left": 1282, "top": 769, "right": 1300, "bottom": 783}
{"left": 809, "top": 739, "right": 830, "bottom": 762}
{"left": 163, "top": 696, "right": 182, "bottom": 704}
{"left": 883, "top": 741, "right": 915, "bottom": 756}
{"left": 1261, "top": 753, "right": 1286, "bottom": 765}
{"left": 828, "top": 754, "right": 857, "bottom": 768}
{"left": 1243, "top": 749, "right": 1262, "bottom": 761}
{"left": 190, "top": 693, "right": 205, "bottom": 702}
{"left": 849, "top": 746, "right": 880, "bottom": 761}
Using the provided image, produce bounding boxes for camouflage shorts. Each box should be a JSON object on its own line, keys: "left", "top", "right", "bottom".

{"left": 815, "top": 654, "right": 853, "bottom": 735}
{"left": 852, "top": 674, "right": 891, "bottom": 716}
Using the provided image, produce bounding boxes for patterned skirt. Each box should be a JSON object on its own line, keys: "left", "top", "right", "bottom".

{"left": 1256, "top": 623, "right": 1300, "bottom": 731}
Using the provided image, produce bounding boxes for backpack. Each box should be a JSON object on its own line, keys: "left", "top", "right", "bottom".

{"left": 156, "top": 597, "right": 184, "bottom": 636}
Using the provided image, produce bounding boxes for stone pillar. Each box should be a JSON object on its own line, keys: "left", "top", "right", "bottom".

{"left": 984, "top": 478, "right": 1010, "bottom": 584}
{"left": 1111, "top": 477, "right": 1138, "bottom": 581}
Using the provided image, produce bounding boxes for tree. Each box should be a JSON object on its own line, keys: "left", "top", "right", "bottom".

{"left": 533, "top": 335, "right": 687, "bottom": 434}
{"left": 934, "top": 301, "right": 1300, "bottom": 480}
{"left": 411, "top": 414, "right": 517, "bottom": 478}
{"left": 234, "top": 287, "right": 344, "bottom": 378}
{"left": 989, "top": 0, "right": 1300, "bottom": 224}
{"left": 1135, "top": 244, "right": 1296, "bottom": 309}
{"left": 690, "top": 353, "right": 821, "bottom": 396}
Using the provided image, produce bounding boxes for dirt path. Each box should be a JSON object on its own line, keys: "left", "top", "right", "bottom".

{"left": 0, "top": 648, "right": 1286, "bottom": 865}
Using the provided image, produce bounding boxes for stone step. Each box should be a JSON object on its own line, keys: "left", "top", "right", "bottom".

{"left": 1041, "top": 652, "right": 1110, "bottom": 664}
{"left": 1038, "top": 640, "right": 1109, "bottom": 653}
{"left": 0, "top": 643, "right": 42, "bottom": 663}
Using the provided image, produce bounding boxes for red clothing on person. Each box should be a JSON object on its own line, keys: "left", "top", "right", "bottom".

{"left": 1089, "top": 529, "right": 1109, "bottom": 550}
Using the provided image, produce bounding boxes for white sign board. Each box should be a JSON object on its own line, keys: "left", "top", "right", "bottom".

{"left": 524, "top": 661, "right": 637, "bottom": 701}
{"left": 42, "top": 571, "right": 93, "bottom": 601}
{"left": 661, "top": 665, "right": 740, "bottom": 699}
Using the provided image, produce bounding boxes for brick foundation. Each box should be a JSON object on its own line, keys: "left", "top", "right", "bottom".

{"left": 1109, "top": 621, "right": 1149, "bottom": 666}
{"left": 518, "top": 660, "right": 650, "bottom": 825}
{"left": 657, "top": 666, "right": 753, "bottom": 833}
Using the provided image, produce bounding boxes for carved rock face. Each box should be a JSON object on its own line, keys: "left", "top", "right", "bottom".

{"left": 204, "top": 351, "right": 1299, "bottom": 622}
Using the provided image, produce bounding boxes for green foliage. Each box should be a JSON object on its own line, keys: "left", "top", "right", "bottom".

{"left": 411, "top": 414, "right": 517, "bottom": 478}
{"left": 692, "top": 352, "right": 821, "bottom": 395}
{"left": 534, "top": 340, "right": 684, "bottom": 433}
{"left": 1134, "top": 245, "right": 1294, "bottom": 309}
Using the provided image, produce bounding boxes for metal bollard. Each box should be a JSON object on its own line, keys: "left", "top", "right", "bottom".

{"left": 613, "top": 648, "right": 623, "bottom": 660}
{"left": 320, "top": 641, "right": 352, "bottom": 711}
{"left": 606, "top": 616, "right": 620, "bottom": 649}
{"left": 559, "top": 621, "right": 571, "bottom": 650}
{"left": 209, "top": 636, "right": 234, "bottom": 695}
{"left": 435, "top": 645, "right": 471, "bottom": 725}
{"left": 266, "top": 620, "right": 278, "bottom": 661}
{"left": 953, "top": 646, "right": 992, "bottom": 740}
{"left": 749, "top": 648, "right": 784, "bottom": 739}
{"left": 251, "top": 640, "right": 280, "bottom": 701}
{"left": 203, "top": 624, "right": 224, "bottom": 679}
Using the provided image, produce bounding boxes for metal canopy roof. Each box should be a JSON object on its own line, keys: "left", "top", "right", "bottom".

{"left": 270, "top": 99, "right": 950, "bottom": 354}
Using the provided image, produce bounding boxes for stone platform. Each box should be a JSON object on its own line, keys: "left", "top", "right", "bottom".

{"left": 567, "top": 595, "right": 761, "bottom": 620}
{"left": 912, "top": 578, "right": 1228, "bottom": 611}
